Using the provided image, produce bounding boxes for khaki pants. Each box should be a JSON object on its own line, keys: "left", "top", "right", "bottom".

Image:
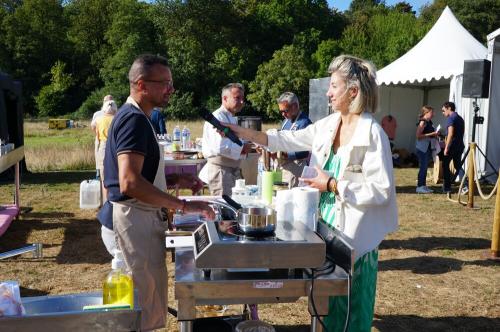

{"left": 112, "top": 200, "right": 167, "bottom": 331}
{"left": 206, "top": 162, "right": 242, "bottom": 196}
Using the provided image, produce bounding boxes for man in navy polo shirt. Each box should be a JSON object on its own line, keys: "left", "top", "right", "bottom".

{"left": 441, "top": 101, "right": 465, "bottom": 193}
{"left": 99, "top": 54, "right": 214, "bottom": 331}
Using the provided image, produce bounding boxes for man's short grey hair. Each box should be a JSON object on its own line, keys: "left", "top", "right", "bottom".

{"left": 221, "top": 83, "right": 245, "bottom": 99}
{"left": 276, "top": 92, "right": 299, "bottom": 107}
{"left": 128, "top": 54, "right": 169, "bottom": 84}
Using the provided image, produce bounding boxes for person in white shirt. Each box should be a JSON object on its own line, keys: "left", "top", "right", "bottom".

{"left": 201, "top": 83, "right": 252, "bottom": 195}
{"left": 91, "top": 94, "right": 114, "bottom": 171}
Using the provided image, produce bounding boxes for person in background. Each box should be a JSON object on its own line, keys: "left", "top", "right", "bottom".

{"left": 275, "top": 92, "right": 312, "bottom": 187}
{"left": 441, "top": 101, "right": 465, "bottom": 194}
{"left": 150, "top": 107, "right": 166, "bottom": 136}
{"left": 91, "top": 95, "right": 114, "bottom": 174}
{"left": 95, "top": 99, "right": 118, "bottom": 203}
{"left": 415, "top": 106, "right": 439, "bottom": 194}
{"left": 223, "top": 55, "right": 398, "bottom": 332}
{"left": 381, "top": 114, "right": 397, "bottom": 150}
{"left": 98, "top": 54, "right": 214, "bottom": 331}
{"left": 201, "top": 83, "right": 252, "bottom": 195}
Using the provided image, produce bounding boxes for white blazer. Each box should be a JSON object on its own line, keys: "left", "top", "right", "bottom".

{"left": 267, "top": 111, "right": 399, "bottom": 259}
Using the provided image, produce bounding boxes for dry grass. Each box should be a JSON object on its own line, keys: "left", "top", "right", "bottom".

{"left": 0, "top": 168, "right": 498, "bottom": 331}
{"left": 22, "top": 120, "right": 281, "bottom": 172}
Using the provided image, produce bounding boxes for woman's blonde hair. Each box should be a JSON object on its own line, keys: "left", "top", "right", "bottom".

{"left": 328, "top": 55, "right": 378, "bottom": 114}
{"left": 418, "top": 105, "right": 433, "bottom": 120}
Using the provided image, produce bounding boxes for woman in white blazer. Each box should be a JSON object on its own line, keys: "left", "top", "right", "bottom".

{"left": 226, "top": 55, "right": 398, "bottom": 331}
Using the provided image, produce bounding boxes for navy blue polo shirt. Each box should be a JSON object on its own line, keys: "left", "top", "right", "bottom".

{"left": 446, "top": 112, "right": 465, "bottom": 151}
{"left": 281, "top": 112, "right": 312, "bottom": 160}
{"left": 97, "top": 102, "right": 160, "bottom": 229}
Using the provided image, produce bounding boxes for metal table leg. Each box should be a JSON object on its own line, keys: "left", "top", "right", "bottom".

{"left": 179, "top": 320, "right": 194, "bottom": 332}
{"left": 310, "top": 316, "right": 325, "bottom": 332}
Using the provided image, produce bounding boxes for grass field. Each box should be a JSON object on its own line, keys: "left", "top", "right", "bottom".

{"left": 1, "top": 167, "right": 498, "bottom": 331}
{"left": 22, "top": 120, "right": 280, "bottom": 172}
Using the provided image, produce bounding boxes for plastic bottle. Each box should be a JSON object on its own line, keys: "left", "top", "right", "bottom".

{"left": 103, "top": 250, "right": 134, "bottom": 309}
{"left": 173, "top": 125, "right": 181, "bottom": 142}
{"left": 181, "top": 126, "right": 191, "bottom": 150}
{"left": 257, "top": 155, "right": 265, "bottom": 198}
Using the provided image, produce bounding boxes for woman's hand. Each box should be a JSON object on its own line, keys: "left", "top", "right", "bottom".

{"left": 299, "top": 165, "right": 331, "bottom": 192}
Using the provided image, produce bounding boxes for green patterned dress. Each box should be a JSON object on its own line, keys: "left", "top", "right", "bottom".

{"left": 320, "top": 146, "right": 379, "bottom": 332}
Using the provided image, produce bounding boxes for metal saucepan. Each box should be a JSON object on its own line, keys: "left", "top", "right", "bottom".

{"left": 221, "top": 195, "right": 276, "bottom": 236}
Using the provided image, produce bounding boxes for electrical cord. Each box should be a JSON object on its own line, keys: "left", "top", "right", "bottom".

{"left": 311, "top": 230, "right": 353, "bottom": 332}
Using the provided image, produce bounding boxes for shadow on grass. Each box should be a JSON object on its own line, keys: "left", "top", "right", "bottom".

{"left": 20, "top": 287, "right": 50, "bottom": 297}
{"left": 380, "top": 236, "right": 490, "bottom": 252}
{"left": 0, "top": 212, "right": 109, "bottom": 265}
{"left": 373, "top": 314, "right": 500, "bottom": 331}
{"left": 379, "top": 256, "right": 498, "bottom": 274}
{"left": 22, "top": 171, "right": 95, "bottom": 185}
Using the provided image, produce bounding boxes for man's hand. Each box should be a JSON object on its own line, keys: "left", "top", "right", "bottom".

{"left": 184, "top": 201, "right": 215, "bottom": 220}
{"left": 241, "top": 142, "right": 253, "bottom": 154}
{"left": 444, "top": 147, "right": 449, "bottom": 156}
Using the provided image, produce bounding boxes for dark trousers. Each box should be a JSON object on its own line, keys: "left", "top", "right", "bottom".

{"left": 442, "top": 146, "right": 464, "bottom": 191}
{"left": 416, "top": 148, "right": 432, "bottom": 187}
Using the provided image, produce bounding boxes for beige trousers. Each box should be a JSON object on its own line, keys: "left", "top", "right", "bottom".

{"left": 206, "top": 162, "right": 242, "bottom": 196}
{"left": 112, "top": 199, "right": 167, "bottom": 331}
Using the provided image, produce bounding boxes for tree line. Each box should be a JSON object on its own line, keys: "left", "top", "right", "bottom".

{"left": 0, "top": 0, "right": 498, "bottom": 121}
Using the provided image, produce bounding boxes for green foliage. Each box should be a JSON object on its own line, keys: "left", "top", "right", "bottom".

{"left": 339, "top": 8, "right": 423, "bottom": 68}
{"left": 1, "top": 0, "right": 69, "bottom": 114}
{"left": 248, "top": 44, "right": 313, "bottom": 121}
{"left": 0, "top": 0, "right": 496, "bottom": 120}
{"left": 312, "top": 39, "right": 342, "bottom": 77}
{"left": 35, "top": 61, "right": 74, "bottom": 117}
{"left": 165, "top": 91, "right": 198, "bottom": 120}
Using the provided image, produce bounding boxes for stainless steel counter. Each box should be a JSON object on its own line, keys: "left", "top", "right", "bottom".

{"left": 174, "top": 248, "right": 348, "bottom": 332}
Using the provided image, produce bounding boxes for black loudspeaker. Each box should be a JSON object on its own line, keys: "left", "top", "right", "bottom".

{"left": 462, "top": 59, "right": 491, "bottom": 98}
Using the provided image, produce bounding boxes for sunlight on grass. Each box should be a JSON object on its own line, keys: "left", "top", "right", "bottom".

{"left": 23, "top": 119, "right": 281, "bottom": 172}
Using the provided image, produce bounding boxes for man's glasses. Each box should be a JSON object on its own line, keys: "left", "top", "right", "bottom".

{"left": 279, "top": 108, "right": 289, "bottom": 113}
{"left": 143, "top": 79, "right": 173, "bottom": 87}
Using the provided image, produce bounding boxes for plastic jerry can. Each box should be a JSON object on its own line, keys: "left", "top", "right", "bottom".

{"left": 80, "top": 179, "right": 101, "bottom": 209}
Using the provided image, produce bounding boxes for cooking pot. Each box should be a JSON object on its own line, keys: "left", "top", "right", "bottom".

{"left": 237, "top": 116, "right": 262, "bottom": 131}
{"left": 222, "top": 195, "right": 276, "bottom": 236}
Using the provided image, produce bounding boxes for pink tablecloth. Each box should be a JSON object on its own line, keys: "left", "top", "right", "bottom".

{"left": 0, "top": 205, "right": 19, "bottom": 237}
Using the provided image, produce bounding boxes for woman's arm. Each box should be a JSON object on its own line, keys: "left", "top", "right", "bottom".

{"left": 416, "top": 121, "right": 438, "bottom": 140}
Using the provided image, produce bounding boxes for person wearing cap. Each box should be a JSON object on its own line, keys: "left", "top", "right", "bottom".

{"left": 95, "top": 99, "right": 118, "bottom": 203}
{"left": 200, "top": 83, "right": 252, "bottom": 195}
{"left": 91, "top": 95, "right": 114, "bottom": 173}
{"left": 275, "top": 92, "right": 312, "bottom": 187}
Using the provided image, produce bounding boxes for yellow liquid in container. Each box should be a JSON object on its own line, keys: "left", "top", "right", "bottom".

{"left": 103, "top": 271, "right": 134, "bottom": 309}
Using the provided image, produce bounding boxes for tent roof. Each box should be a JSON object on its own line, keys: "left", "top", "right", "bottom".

{"left": 377, "top": 6, "right": 487, "bottom": 86}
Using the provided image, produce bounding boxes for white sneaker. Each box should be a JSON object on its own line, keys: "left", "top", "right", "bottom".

{"left": 416, "top": 186, "right": 433, "bottom": 194}
{"left": 461, "top": 187, "right": 469, "bottom": 195}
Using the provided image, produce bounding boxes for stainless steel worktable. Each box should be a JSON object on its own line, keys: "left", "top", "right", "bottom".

{"left": 174, "top": 248, "right": 348, "bottom": 332}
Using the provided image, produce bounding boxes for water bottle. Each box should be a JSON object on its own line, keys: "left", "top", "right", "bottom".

{"left": 172, "top": 125, "right": 181, "bottom": 151}
{"left": 173, "top": 125, "right": 181, "bottom": 142}
{"left": 181, "top": 126, "right": 191, "bottom": 150}
{"left": 257, "top": 156, "right": 265, "bottom": 198}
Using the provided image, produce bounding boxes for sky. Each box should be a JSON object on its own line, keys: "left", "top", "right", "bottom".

{"left": 327, "top": 0, "right": 431, "bottom": 13}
